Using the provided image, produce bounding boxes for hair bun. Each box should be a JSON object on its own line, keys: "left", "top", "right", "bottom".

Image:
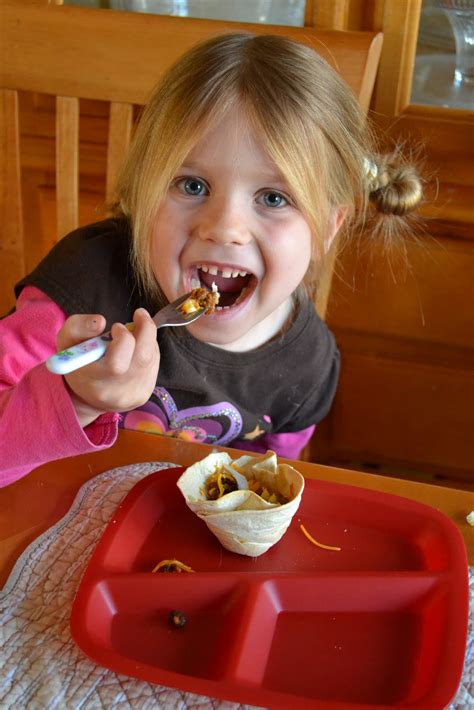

{"left": 369, "top": 159, "right": 423, "bottom": 217}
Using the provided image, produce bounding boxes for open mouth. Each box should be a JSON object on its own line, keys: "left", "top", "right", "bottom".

{"left": 191, "top": 264, "right": 256, "bottom": 309}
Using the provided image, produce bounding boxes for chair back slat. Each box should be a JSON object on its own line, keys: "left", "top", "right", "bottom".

{"left": 0, "top": 88, "right": 24, "bottom": 311}
{"left": 56, "top": 95, "right": 79, "bottom": 239}
{"left": 106, "top": 102, "right": 134, "bottom": 203}
{"left": 2, "top": 2, "right": 382, "bottom": 105}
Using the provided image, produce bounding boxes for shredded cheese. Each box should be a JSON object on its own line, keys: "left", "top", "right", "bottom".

{"left": 230, "top": 463, "right": 246, "bottom": 475}
{"left": 300, "top": 524, "right": 341, "bottom": 551}
{"left": 205, "top": 469, "right": 238, "bottom": 499}
{"left": 151, "top": 559, "right": 195, "bottom": 573}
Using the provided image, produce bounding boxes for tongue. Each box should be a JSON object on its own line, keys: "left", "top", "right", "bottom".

{"left": 218, "top": 292, "right": 239, "bottom": 307}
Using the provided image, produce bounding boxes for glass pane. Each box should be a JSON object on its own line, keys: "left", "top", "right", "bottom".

{"left": 63, "top": 0, "right": 306, "bottom": 26}
{"left": 411, "top": 0, "right": 474, "bottom": 109}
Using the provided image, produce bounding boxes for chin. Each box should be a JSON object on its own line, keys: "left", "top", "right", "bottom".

{"left": 192, "top": 316, "right": 280, "bottom": 352}
{"left": 189, "top": 322, "right": 247, "bottom": 347}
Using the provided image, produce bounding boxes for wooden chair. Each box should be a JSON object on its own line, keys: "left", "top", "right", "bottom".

{"left": 0, "top": 0, "right": 382, "bottom": 317}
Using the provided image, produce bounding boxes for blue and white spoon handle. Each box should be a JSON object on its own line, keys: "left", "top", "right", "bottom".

{"left": 45, "top": 331, "right": 114, "bottom": 375}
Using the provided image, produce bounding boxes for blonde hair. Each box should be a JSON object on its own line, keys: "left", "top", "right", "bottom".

{"left": 114, "top": 33, "right": 422, "bottom": 303}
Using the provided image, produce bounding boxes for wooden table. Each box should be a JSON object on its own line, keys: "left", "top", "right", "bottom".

{"left": 1, "top": 430, "right": 472, "bottom": 588}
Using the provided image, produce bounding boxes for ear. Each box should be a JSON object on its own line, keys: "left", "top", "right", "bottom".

{"left": 324, "top": 206, "right": 348, "bottom": 253}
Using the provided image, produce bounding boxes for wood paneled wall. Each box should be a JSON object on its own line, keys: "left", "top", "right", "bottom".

{"left": 304, "top": 0, "right": 474, "bottom": 484}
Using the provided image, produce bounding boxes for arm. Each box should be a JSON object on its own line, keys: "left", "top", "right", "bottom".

{"left": 0, "top": 287, "right": 118, "bottom": 487}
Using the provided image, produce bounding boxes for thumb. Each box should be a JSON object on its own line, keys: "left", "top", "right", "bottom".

{"left": 56, "top": 314, "right": 107, "bottom": 352}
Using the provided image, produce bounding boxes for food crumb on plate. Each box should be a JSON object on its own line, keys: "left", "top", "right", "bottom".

{"left": 168, "top": 610, "right": 187, "bottom": 628}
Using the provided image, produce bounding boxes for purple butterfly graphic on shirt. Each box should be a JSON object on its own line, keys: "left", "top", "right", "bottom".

{"left": 120, "top": 386, "right": 243, "bottom": 445}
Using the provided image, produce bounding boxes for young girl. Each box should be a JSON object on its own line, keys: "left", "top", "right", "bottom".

{"left": 0, "top": 32, "right": 422, "bottom": 486}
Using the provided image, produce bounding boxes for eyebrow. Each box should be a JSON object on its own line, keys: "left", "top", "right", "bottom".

{"left": 179, "top": 161, "right": 288, "bottom": 185}
{"left": 179, "top": 161, "right": 201, "bottom": 171}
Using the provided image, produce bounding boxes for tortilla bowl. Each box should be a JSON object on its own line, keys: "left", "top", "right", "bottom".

{"left": 176, "top": 450, "right": 304, "bottom": 557}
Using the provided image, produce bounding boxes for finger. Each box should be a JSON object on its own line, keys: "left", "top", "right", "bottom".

{"left": 57, "top": 314, "right": 106, "bottom": 351}
{"left": 131, "top": 308, "right": 159, "bottom": 367}
{"left": 103, "top": 321, "right": 136, "bottom": 374}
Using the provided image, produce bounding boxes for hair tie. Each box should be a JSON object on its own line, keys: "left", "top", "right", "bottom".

{"left": 364, "top": 157, "right": 378, "bottom": 184}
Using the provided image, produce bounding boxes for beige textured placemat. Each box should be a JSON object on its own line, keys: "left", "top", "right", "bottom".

{"left": 0, "top": 463, "right": 472, "bottom": 709}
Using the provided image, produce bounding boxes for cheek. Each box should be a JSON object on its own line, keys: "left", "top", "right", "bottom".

{"left": 276, "top": 225, "right": 312, "bottom": 275}
{"left": 150, "top": 222, "right": 174, "bottom": 283}
{"left": 151, "top": 206, "right": 180, "bottom": 257}
{"left": 150, "top": 212, "right": 190, "bottom": 299}
{"left": 301, "top": 230, "right": 313, "bottom": 263}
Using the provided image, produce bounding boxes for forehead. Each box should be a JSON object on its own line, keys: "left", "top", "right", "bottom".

{"left": 183, "top": 106, "right": 284, "bottom": 181}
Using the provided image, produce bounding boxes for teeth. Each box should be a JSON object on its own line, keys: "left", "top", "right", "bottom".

{"left": 191, "top": 277, "right": 201, "bottom": 289}
{"left": 197, "top": 264, "right": 249, "bottom": 279}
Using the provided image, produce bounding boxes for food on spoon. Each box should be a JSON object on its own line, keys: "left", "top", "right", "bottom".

{"left": 177, "top": 451, "right": 304, "bottom": 557}
{"left": 180, "top": 285, "right": 220, "bottom": 315}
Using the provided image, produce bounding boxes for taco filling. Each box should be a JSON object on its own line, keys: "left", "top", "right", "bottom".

{"left": 247, "top": 477, "right": 287, "bottom": 505}
{"left": 204, "top": 465, "right": 287, "bottom": 505}
{"left": 205, "top": 470, "right": 239, "bottom": 500}
{"left": 194, "top": 266, "right": 256, "bottom": 309}
{"left": 180, "top": 285, "right": 220, "bottom": 315}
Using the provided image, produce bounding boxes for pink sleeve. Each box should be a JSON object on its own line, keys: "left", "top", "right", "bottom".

{"left": 0, "top": 286, "right": 118, "bottom": 487}
{"left": 231, "top": 425, "right": 316, "bottom": 460}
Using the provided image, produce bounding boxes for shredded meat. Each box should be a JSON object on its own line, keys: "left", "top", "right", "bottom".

{"left": 180, "top": 287, "right": 220, "bottom": 315}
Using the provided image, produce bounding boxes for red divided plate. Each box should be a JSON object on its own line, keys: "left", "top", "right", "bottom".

{"left": 71, "top": 466, "right": 469, "bottom": 709}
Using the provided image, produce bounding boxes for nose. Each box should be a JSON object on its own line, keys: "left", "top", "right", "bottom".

{"left": 194, "top": 196, "right": 252, "bottom": 246}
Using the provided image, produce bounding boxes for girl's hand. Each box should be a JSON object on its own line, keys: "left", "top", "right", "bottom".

{"left": 56, "top": 308, "right": 160, "bottom": 427}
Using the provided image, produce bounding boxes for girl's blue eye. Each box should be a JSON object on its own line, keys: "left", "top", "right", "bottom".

{"left": 180, "top": 178, "right": 208, "bottom": 196}
{"left": 259, "top": 191, "right": 288, "bottom": 208}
